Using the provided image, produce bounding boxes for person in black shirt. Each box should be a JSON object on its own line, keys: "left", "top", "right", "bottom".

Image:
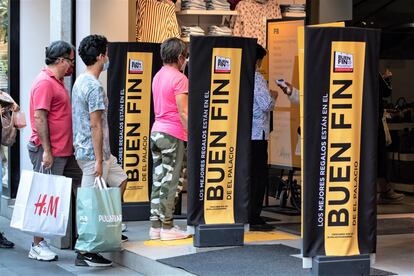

{"left": 377, "top": 69, "right": 404, "bottom": 204}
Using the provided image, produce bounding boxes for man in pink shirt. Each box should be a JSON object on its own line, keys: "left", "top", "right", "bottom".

{"left": 149, "top": 37, "right": 190, "bottom": 241}
{"left": 27, "top": 40, "right": 82, "bottom": 261}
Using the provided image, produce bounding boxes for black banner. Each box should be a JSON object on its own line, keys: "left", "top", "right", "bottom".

{"left": 187, "top": 36, "right": 256, "bottom": 225}
{"left": 107, "top": 42, "right": 162, "bottom": 203}
{"left": 303, "top": 27, "right": 380, "bottom": 257}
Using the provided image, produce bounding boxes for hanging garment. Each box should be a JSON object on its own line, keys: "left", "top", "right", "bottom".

{"left": 231, "top": 0, "right": 281, "bottom": 47}
{"left": 136, "top": 0, "right": 180, "bottom": 43}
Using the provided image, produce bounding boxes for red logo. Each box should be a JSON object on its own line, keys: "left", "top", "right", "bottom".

{"left": 34, "top": 194, "right": 60, "bottom": 218}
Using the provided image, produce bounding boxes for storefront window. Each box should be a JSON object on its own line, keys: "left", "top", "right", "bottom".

{"left": 0, "top": 0, "right": 9, "bottom": 193}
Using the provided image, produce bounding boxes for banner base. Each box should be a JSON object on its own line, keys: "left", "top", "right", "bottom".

{"left": 122, "top": 202, "right": 150, "bottom": 221}
{"left": 312, "top": 254, "right": 370, "bottom": 276}
{"left": 194, "top": 224, "right": 244, "bottom": 247}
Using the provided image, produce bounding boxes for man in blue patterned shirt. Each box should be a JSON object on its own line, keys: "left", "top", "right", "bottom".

{"left": 72, "top": 34, "right": 128, "bottom": 267}
{"left": 249, "top": 44, "right": 278, "bottom": 231}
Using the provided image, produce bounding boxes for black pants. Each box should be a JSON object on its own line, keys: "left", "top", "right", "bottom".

{"left": 249, "top": 139, "right": 268, "bottom": 224}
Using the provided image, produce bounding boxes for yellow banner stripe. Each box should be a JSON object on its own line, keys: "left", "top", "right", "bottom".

{"left": 325, "top": 41, "right": 365, "bottom": 256}
{"left": 123, "top": 52, "right": 153, "bottom": 203}
{"left": 204, "top": 48, "right": 242, "bottom": 224}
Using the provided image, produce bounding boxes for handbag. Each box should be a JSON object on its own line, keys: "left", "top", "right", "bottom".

{"left": 75, "top": 177, "right": 122, "bottom": 253}
{"left": 0, "top": 106, "right": 17, "bottom": 146}
{"left": 10, "top": 170, "right": 72, "bottom": 237}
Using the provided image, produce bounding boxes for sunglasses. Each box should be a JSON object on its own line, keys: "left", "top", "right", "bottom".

{"left": 62, "top": 57, "right": 75, "bottom": 65}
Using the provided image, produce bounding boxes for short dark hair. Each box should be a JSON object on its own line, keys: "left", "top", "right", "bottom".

{"left": 45, "top": 40, "right": 75, "bottom": 65}
{"left": 78, "top": 35, "right": 108, "bottom": 66}
{"left": 256, "top": 44, "right": 267, "bottom": 62}
{"left": 160, "top": 37, "right": 187, "bottom": 64}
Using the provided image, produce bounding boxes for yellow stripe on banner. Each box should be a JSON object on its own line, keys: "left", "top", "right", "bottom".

{"left": 204, "top": 48, "right": 242, "bottom": 224}
{"left": 123, "top": 52, "right": 153, "bottom": 203}
{"left": 325, "top": 41, "right": 365, "bottom": 256}
{"left": 143, "top": 231, "right": 299, "bottom": 247}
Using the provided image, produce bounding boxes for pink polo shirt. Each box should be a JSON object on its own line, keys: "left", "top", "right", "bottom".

{"left": 29, "top": 68, "right": 73, "bottom": 157}
{"left": 151, "top": 66, "right": 188, "bottom": 141}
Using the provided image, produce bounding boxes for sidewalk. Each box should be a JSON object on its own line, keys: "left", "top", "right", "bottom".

{"left": 2, "top": 204, "right": 414, "bottom": 275}
{"left": 0, "top": 216, "right": 141, "bottom": 276}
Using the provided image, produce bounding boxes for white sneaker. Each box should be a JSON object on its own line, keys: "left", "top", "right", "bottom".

{"left": 122, "top": 223, "right": 127, "bottom": 232}
{"left": 28, "top": 241, "right": 58, "bottom": 261}
{"left": 149, "top": 227, "right": 161, "bottom": 240}
{"left": 160, "top": 226, "right": 190, "bottom": 241}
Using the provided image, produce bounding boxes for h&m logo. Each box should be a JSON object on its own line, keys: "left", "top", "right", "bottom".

{"left": 129, "top": 59, "right": 144, "bottom": 74}
{"left": 214, "top": 56, "right": 231, "bottom": 73}
{"left": 34, "top": 194, "right": 60, "bottom": 218}
{"left": 334, "top": 51, "right": 353, "bottom": 73}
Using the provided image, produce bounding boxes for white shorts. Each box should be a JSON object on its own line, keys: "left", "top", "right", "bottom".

{"left": 77, "top": 155, "right": 127, "bottom": 188}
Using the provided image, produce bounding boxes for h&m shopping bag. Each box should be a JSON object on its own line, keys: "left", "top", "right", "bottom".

{"left": 10, "top": 170, "right": 72, "bottom": 237}
{"left": 75, "top": 178, "right": 122, "bottom": 253}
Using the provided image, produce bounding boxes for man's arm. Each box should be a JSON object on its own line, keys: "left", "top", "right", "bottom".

{"left": 90, "top": 110, "right": 103, "bottom": 177}
{"left": 34, "top": 109, "right": 53, "bottom": 169}
{"left": 176, "top": 93, "right": 188, "bottom": 131}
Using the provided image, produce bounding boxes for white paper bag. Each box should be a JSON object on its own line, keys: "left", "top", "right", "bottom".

{"left": 10, "top": 170, "right": 72, "bottom": 237}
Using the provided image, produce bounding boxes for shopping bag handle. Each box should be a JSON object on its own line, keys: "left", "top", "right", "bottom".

{"left": 39, "top": 163, "right": 52, "bottom": 174}
{"left": 94, "top": 177, "right": 108, "bottom": 190}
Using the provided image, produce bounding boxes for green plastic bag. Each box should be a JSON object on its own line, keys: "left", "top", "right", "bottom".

{"left": 75, "top": 182, "right": 122, "bottom": 253}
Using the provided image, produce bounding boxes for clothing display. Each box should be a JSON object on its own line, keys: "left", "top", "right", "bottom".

{"left": 181, "top": 26, "right": 205, "bottom": 36}
{"left": 206, "top": 0, "right": 230, "bottom": 10}
{"left": 180, "top": 0, "right": 230, "bottom": 10}
{"left": 181, "top": 26, "right": 205, "bottom": 40}
{"left": 280, "top": 4, "right": 306, "bottom": 17}
{"left": 280, "top": 4, "right": 305, "bottom": 13}
{"left": 181, "top": 0, "right": 206, "bottom": 10}
{"left": 136, "top": 0, "right": 180, "bottom": 43}
{"left": 231, "top": 0, "right": 281, "bottom": 47}
{"left": 207, "top": 25, "right": 232, "bottom": 36}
